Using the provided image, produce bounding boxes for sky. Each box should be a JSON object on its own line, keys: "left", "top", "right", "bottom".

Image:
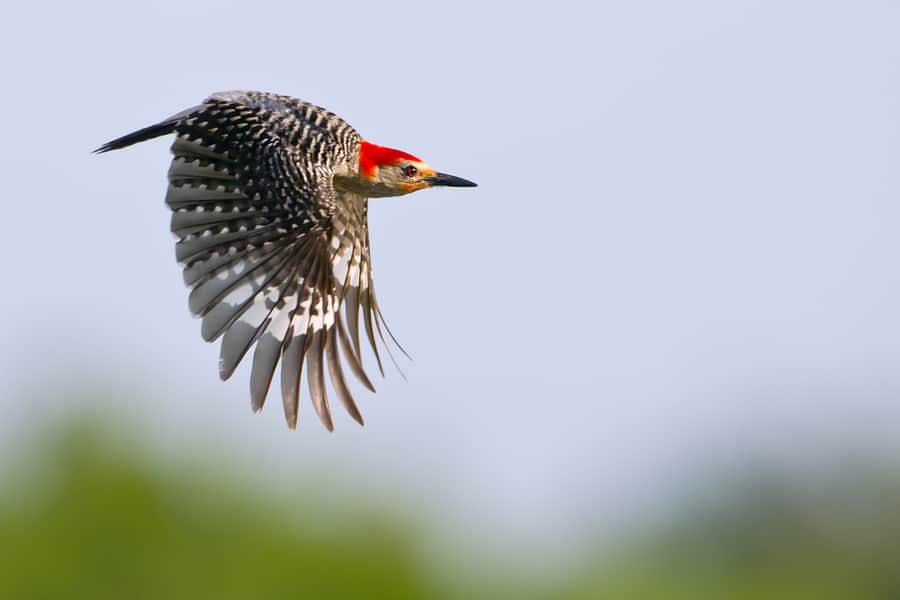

{"left": 3, "top": 0, "right": 900, "bottom": 564}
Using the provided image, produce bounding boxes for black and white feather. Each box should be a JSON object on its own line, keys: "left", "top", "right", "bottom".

{"left": 96, "top": 91, "right": 398, "bottom": 430}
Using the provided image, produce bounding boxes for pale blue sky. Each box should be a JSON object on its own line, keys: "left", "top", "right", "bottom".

{"left": 3, "top": 0, "right": 900, "bottom": 562}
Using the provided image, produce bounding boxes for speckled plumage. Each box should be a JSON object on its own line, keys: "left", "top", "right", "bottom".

{"left": 97, "top": 91, "right": 402, "bottom": 430}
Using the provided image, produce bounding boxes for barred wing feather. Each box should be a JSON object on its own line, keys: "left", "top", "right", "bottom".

{"left": 100, "top": 91, "right": 395, "bottom": 430}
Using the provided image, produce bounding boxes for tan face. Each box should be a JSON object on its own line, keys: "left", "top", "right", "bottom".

{"left": 381, "top": 160, "right": 438, "bottom": 194}
{"left": 333, "top": 159, "right": 433, "bottom": 198}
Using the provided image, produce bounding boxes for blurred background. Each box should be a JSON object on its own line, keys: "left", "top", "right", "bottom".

{"left": 3, "top": 0, "right": 900, "bottom": 597}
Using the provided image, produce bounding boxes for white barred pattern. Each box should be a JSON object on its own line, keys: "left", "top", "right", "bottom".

{"left": 102, "top": 91, "right": 398, "bottom": 430}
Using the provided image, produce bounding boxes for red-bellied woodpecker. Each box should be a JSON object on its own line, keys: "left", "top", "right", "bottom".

{"left": 96, "top": 91, "right": 476, "bottom": 430}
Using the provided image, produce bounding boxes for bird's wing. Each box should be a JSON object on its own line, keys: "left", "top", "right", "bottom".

{"left": 161, "top": 91, "right": 389, "bottom": 430}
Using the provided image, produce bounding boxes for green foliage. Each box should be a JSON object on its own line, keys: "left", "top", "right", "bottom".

{"left": 558, "top": 475, "right": 900, "bottom": 600}
{"left": 0, "top": 424, "right": 433, "bottom": 600}
{"left": 3, "top": 416, "right": 900, "bottom": 599}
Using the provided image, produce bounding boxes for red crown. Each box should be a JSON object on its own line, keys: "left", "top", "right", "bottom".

{"left": 359, "top": 140, "right": 421, "bottom": 178}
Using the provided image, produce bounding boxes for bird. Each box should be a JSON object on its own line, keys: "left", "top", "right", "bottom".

{"left": 95, "top": 90, "right": 476, "bottom": 431}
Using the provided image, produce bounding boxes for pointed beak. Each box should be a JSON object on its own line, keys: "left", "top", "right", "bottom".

{"left": 426, "top": 172, "right": 478, "bottom": 188}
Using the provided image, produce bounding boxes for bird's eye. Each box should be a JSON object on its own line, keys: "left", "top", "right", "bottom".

{"left": 404, "top": 165, "right": 418, "bottom": 177}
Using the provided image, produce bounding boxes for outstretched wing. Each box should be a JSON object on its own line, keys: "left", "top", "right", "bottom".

{"left": 107, "top": 91, "right": 392, "bottom": 430}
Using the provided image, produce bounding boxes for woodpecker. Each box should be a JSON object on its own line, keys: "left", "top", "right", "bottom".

{"left": 96, "top": 91, "right": 476, "bottom": 430}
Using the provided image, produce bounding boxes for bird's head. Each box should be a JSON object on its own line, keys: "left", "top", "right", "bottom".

{"left": 337, "top": 140, "right": 476, "bottom": 198}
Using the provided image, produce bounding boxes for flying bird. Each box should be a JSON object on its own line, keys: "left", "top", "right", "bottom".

{"left": 96, "top": 91, "right": 476, "bottom": 430}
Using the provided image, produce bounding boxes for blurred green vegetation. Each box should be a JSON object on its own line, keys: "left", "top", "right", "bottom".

{"left": 0, "top": 421, "right": 437, "bottom": 600}
{"left": 2, "top": 413, "right": 900, "bottom": 599}
{"left": 562, "top": 473, "right": 900, "bottom": 599}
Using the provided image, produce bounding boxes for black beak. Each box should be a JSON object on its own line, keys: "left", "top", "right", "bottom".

{"left": 426, "top": 172, "right": 478, "bottom": 188}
